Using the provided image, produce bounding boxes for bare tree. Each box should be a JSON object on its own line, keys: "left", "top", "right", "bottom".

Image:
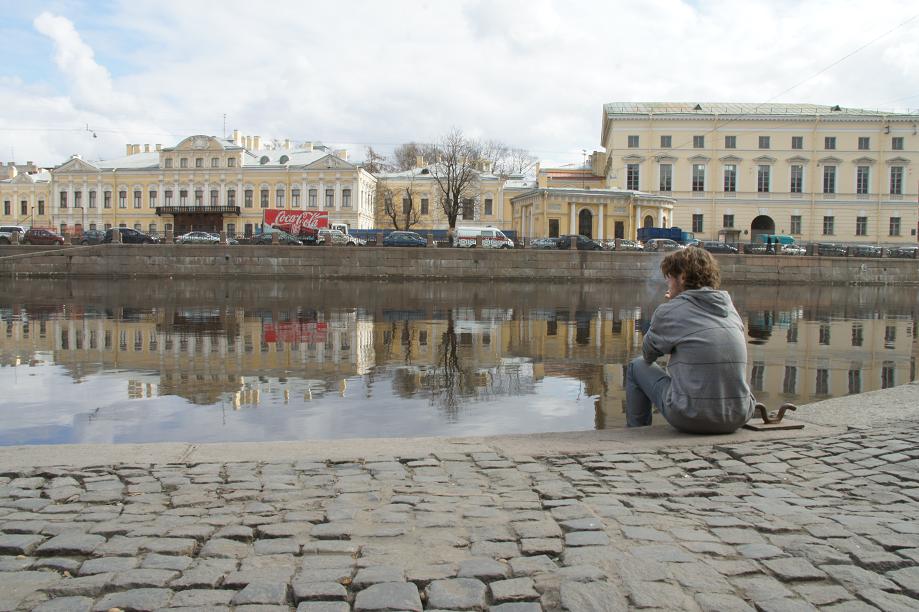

{"left": 377, "top": 172, "right": 423, "bottom": 230}
{"left": 480, "top": 140, "right": 538, "bottom": 177}
{"left": 391, "top": 142, "right": 435, "bottom": 172}
{"left": 361, "top": 146, "right": 388, "bottom": 174}
{"left": 428, "top": 128, "right": 482, "bottom": 233}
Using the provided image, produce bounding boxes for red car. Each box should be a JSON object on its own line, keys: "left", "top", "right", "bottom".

{"left": 22, "top": 228, "right": 65, "bottom": 245}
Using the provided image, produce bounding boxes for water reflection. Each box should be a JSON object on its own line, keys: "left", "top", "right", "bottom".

{"left": 0, "top": 279, "right": 916, "bottom": 445}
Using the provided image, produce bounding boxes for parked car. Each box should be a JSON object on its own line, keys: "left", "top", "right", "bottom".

{"left": 643, "top": 238, "right": 683, "bottom": 252}
{"left": 382, "top": 231, "right": 427, "bottom": 247}
{"left": 101, "top": 228, "right": 159, "bottom": 244}
{"left": 556, "top": 235, "right": 603, "bottom": 250}
{"left": 0, "top": 225, "right": 28, "bottom": 244}
{"left": 886, "top": 245, "right": 918, "bottom": 259}
{"left": 22, "top": 228, "right": 65, "bottom": 245}
{"left": 530, "top": 237, "right": 560, "bottom": 249}
{"left": 612, "top": 239, "right": 644, "bottom": 252}
{"left": 849, "top": 244, "right": 883, "bottom": 258}
{"left": 176, "top": 231, "right": 219, "bottom": 245}
{"left": 251, "top": 229, "right": 302, "bottom": 245}
{"left": 743, "top": 242, "right": 769, "bottom": 255}
{"left": 780, "top": 244, "right": 807, "bottom": 256}
{"left": 318, "top": 229, "right": 351, "bottom": 246}
{"left": 697, "top": 241, "right": 738, "bottom": 254}
{"left": 79, "top": 229, "right": 106, "bottom": 245}
{"left": 816, "top": 243, "right": 848, "bottom": 257}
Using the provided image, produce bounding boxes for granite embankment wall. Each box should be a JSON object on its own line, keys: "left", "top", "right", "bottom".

{"left": 0, "top": 244, "right": 917, "bottom": 285}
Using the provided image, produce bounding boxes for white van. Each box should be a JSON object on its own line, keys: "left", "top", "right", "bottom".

{"left": 453, "top": 226, "right": 515, "bottom": 249}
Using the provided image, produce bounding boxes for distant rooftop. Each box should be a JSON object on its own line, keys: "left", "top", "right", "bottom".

{"left": 604, "top": 102, "right": 919, "bottom": 117}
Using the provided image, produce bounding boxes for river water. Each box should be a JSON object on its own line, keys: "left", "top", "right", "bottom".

{"left": 0, "top": 279, "right": 915, "bottom": 445}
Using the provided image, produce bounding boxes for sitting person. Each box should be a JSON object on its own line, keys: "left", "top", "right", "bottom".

{"left": 626, "top": 248, "right": 754, "bottom": 434}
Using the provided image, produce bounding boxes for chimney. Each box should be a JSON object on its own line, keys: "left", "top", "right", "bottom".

{"left": 302, "top": 142, "right": 313, "bottom": 152}
{"left": 334, "top": 149, "right": 349, "bottom": 161}
{"left": 134, "top": 144, "right": 142, "bottom": 155}
{"left": 415, "top": 155, "right": 425, "bottom": 168}
{"left": 244, "top": 136, "right": 252, "bottom": 150}
{"left": 253, "top": 136, "right": 262, "bottom": 150}
{"left": 144, "top": 144, "right": 150, "bottom": 153}
{"left": 284, "top": 139, "right": 291, "bottom": 150}
{"left": 126, "top": 144, "right": 133, "bottom": 156}
{"left": 155, "top": 144, "right": 162, "bottom": 151}
{"left": 232, "top": 129, "right": 240, "bottom": 145}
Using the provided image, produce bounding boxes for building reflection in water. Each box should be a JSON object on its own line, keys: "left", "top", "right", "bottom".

{"left": 0, "top": 279, "right": 916, "bottom": 442}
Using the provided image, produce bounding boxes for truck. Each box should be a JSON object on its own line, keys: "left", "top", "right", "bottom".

{"left": 636, "top": 226, "right": 695, "bottom": 245}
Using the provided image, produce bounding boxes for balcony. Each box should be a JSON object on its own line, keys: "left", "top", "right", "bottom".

{"left": 155, "top": 205, "right": 241, "bottom": 216}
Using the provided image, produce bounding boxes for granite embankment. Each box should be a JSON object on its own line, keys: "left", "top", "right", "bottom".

{"left": 1, "top": 244, "right": 918, "bottom": 284}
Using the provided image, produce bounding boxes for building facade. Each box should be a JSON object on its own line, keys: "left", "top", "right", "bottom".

{"left": 601, "top": 103, "right": 918, "bottom": 245}
{"left": 0, "top": 134, "right": 377, "bottom": 237}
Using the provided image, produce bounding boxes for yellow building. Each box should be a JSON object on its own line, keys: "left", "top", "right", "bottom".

{"left": 0, "top": 132, "right": 377, "bottom": 237}
{"left": 601, "top": 103, "right": 918, "bottom": 245}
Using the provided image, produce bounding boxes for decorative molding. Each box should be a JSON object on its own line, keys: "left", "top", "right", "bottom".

{"left": 752, "top": 155, "right": 777, "bottom": 164}
{"left": 687, "top": 155, "right": 711, "bottom": 163}
{"left": 817, "top": 156, "right": 843, "bottom": 165}
{"left": 886, "top": 156, "right": 911, "bottom": 165}
{"left": 654, "top": 155, "right": 678, "bottom": 163}
{"left": 718, "top": 155, "right": 743, "bottom": 163}
{"left": 852, "top": 157, "right": 876, "bottom": 165}
{"left": 622, "top": 154, "right": 645, "bottom": 163}
{"left": 786, "top": 155, "right": 810, "bottom": 164}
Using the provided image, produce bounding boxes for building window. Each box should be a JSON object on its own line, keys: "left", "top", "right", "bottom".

{"left": 856, "top": 216, "right": 868, "bottom": 236}
{"left": 60, "top": 223, "right": 68, "bottom": 236}
{"left": 149, "top": 223, "right": 157, "bottom": 235}
{"left": 2, "top": 201, "right": 9, "bottom": 215}
{"left": 660, "top": 135, "right": 671, "bottom": 148}
{"left": 308, "top": 189, "right": 317, "bottom": 207}
{"left": 260, "top": 189, "right": 269, "bottom": 208}
{"left": 180, "top": 158, "right": 188, "bottom": 168}
{"left": 325, "top": 189, "right": 334, "bottom": 208}
{"left": 757, "top": 165, "right": 770, "bottom": 193}
{"left": 882, "top": 362, "right": 895, "bottom": 389}
{"left": 60, "top": 192, "right": 68, "bottom": 209}
{"left": 848, "top": 369, "right": 862, "bottom": 394}
{"left": 402, "top": 198, "right": 411, "bottom": 214}
{"left": 19, "top": 201, "right": 27, "bottom": 217}
{"left": 692, "top": 214, "right": 703, "bottom": 233}
{"left": 133, "top": 223, "right": 142, "bottom": 232}
{"left": 195, "top": 189, "right": 203, "bottom": 206}
{"left": 342, "top": 189, "right": 351, "bottom": 208}
{"left": 891, "top": 137, "right": 904, "bottom": 150}
{"left": 133, "top": 190, "right": 141, "bottom": 208}
{"left": 750, "top": 362, "right": 765, "bottom": 392}
{"left": 723, "top": 164, "right": 736, "bottom": 192}
{"left": 790, "top": 215, "right": 802, "bottom": 235}
{"left": 787, "top": 324, "right": 799, "bottom": 343}
{"left": 421, "top": 198, "right": 429, "bottom": 215}
{"left": 693, "top": 135, "right": 704, "bottom": 149}
{"left": 823, "top": 216, "right": 835, "bottom": 235}
{"left": 226, "top": 223, "right": 236, "bottom": 237}
{"left": 626, "top": 164, "right": 639, "bottom": 190}
{"left": 38, "top": 200, "right": 45, "bottom": 215}
{"left": 692, "top": 164, "right": 705, "bottom": 192}
{"left": 74, "top": 191, "right": 82, "bottom": 208}
{"left": 88, "top": 191, "right": 96, "bottom": 208}
{"left": 890, "top": 217, "right": 901, "bottom": 236}
{"left": 824, "top": 137, "right": 836, "bottom": 150}
{"left": 819, "top": 323, "right": 831, "bottom": 345}
{"left": 244, "top": 223, "right": 253, "bottom": 237}
{"left": 227, "top": 189, "right": 236, "bottom": 206}
{"left": 291, "top": 189, "right": 300, "bottom": 207}
{"left": 791, "top": 136, "right": 804, "bottom": 150}
{"left": 228, "top": 158, "right": 236, "bottom": 167}
{"left": 149, "top": 191, "right": 157, "bottom": 208}
{"left": 790, "top": 165, "right": 803, "bottom": 193}
{"left": 484, "top": 198, "right": 493, "bottom": 216}
{"left": 723, "top": 214, "right": 734, "bottom": 229}
{"left": 276, "top": 189, "right": 285, "bottom": 208}
{"left": 161, "top": 190, "right": 171, "bottom": 207}
{"left": 104, "top": 192, "right": 112, "bottom": 208}
{"left": 211, "top": 190, "right": 219, "bottom": 206}
{"left": 244, "top": 189, "right": 252, "bottom": 208}
{"left": 211, "top": 158, "right": 219, "bottom": 168}
{"left": 885, "top": 325, "right": 897, "bottom": 345}
{"left": 816, "top": 369, "right": 829, "bottom": 395}
{"left": 627, "top": 135, "right": 639, "bottom": 148}
{"left": 462, "top": 199, "right": 475, "bottom": 220}
{"left": 783, "top": 366, "right": 797, "bottom": 394}
{"left": 724, "top": 135, "right": 736, "bottom": 149}
{"left": 659, "top": 164, "right": 672, "bottom": 191}
{"left": 118, "top": 191, "right": 126, "bottom": 208}
{"left": 758, "top": 136, "right": 770, "bottom": 149}
{"left": 165, "top": 158, "right": 173, "bottom": 168}
{"left": 890, "top": 166, "right": 903, "bottom": 195}
{"left": 852, "top": 322, "right": 863, "bottom": 346}
{"left": 823, "top": 166, "right": 836, "bottom": 193}
{"left": 195, "top": 157, "right": 203, "bottom": 168}
{"left": 856, "top": 166, "right": 870, "bottom": 195}
{"left": 180, "top": 190, "right": 188, "bottom": 206}
{"left": 858, "top": 137, "right": 870, "bottom": 150}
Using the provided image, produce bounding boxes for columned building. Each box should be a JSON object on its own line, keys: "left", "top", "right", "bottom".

{"left": 0, "top": 134, "right": 377, "bottom": 237}
{"left": 601, "top": 103, "right": 918, "bottom": 245}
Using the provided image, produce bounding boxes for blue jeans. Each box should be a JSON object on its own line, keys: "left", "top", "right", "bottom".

{"left": 625, "top": 357, "right": 671, "bottom": 427}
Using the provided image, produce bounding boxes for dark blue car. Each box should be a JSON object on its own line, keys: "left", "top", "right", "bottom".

{"left": 382, "top": 231, "right": 427, "bottom": 247}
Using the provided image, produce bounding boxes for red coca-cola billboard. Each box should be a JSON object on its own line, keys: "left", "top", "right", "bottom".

{"left": 263, "top": 210, "right": 329, "bottom": 235}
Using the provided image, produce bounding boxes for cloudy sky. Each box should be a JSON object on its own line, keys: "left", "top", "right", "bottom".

{"left": 1, "top": 0, "right": 917, "bottom": 168}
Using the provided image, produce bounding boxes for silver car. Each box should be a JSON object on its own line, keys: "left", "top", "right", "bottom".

{"left": 176, "top": 231, "right": 219, "bottom": 245}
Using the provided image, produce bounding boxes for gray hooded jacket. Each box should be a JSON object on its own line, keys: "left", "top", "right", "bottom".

{"left": 643, "top": 287, "right": 755, "bottom": 433}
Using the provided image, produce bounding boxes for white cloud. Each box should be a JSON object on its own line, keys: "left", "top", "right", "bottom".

{"left": 1, "top": 1, "right": 917, "bottom": 167}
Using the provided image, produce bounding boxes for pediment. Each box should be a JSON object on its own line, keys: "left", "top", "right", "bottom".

{"left": 622, "top": 154, "right": 645, "bottom": 163}
{"left": 305, "top": 154, "right": 353, "bottom": 170}
{"left": 786, "top": 155, "right": 809, "bottom": 164}
{"left": 688, "top": 155, "right": 711, "bottom": 163}
{"left": 851, "top": 156, "right": 876, "bottom": 165}
{"left": 818, "top": 156, "right": 843, "bottom": 165}
{"left": 172, "top": 135, "right": 225, "bottom": 151}
{"left": 753, "top": 155, "right": 777, "bottom": 164}
{"left": 719, "top": 155, "right": 743, "bottom": 163}
{"left": 886, "top": 156, "right": 911, "bottom": 165}
{"left": 9, "top": 173, "right": 35, "bottom": 184}
{"left": 53, "top": 158, "right": 99, "bottom": 173}
{"left": 654, "top": 154, "right": 678, "bottom": 163}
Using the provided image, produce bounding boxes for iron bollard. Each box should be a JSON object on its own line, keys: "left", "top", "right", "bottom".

{"left": 271, "top": 232, "right": 279, "bottom": 245}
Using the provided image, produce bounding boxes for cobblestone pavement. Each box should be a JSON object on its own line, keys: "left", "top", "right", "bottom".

{"left": 2, "top": 423, "right": 919, "bottom": 611}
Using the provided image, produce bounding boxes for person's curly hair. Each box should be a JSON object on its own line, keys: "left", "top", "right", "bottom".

{"left": 660, "top": 247, "right": 721, "bottom": 289}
